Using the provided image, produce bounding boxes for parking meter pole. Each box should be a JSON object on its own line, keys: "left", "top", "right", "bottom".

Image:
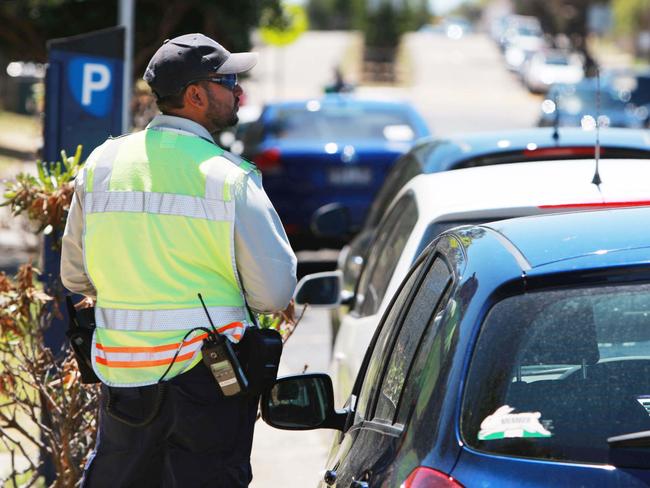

{"left": 42, "top": 27, "right": 124, "bottom": 482}
{"left": 119, "top": 0, "right": 134, "bottom": 133}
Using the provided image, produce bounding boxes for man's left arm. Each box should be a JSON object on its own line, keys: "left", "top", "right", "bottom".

{"left": 232, "top": 171, "right": 297, "bottom": 313}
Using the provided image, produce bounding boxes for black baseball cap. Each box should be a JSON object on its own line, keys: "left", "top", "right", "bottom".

{"left": 143, "top": 33, "right": 258, "bottom": 98}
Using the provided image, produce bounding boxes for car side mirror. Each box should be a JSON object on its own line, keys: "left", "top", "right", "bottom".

{"left": 294, "top": 271, "right": 341, "bottom": 307}
{"left": 311, "top": 203, "right": 351, "bottom": 238}
{"left": 261, "top": 373, "right": 347, "bottom": 431}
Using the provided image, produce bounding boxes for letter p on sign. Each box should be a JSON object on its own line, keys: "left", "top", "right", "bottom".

{"left": 82, "top": 63, "right": 111, "bottom": 106}
{"left": 68, "top": 56, "right": 115, "bottom": 117}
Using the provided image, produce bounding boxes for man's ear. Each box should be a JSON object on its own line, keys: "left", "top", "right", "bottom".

{"left": 184, "top": 84, "right": 207, "bottom": 109}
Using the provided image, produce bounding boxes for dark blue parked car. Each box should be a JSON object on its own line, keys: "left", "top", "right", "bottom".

{"left": 242, "top": 95, "right": 430, "bottom": 249}
{"left": 263, "top": 206, "right": 650, "bottom": 487}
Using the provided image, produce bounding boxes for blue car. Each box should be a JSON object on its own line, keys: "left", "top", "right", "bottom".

{"left": 263, "top": 206, "right": 650, "bottom": 486}
{"left": 242, "top": 95, "right": 430, "bottom": 249}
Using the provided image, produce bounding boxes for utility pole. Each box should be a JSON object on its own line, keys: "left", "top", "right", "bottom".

{"left": 119, "top": 0, "right": 134, "bottom": 133}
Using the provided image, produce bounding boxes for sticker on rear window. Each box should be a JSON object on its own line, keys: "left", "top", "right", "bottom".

{"left": 637, "top": 396, "right": 650, "bottom": 416}
{"left": 478, "top": 405, "right": 552, "bottom": 441}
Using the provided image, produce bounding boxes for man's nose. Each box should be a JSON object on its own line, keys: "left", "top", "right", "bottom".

{"left": 233, "top": 84, "right": 243, "bottom": 97}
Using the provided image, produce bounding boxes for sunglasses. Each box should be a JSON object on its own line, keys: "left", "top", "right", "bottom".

{"left": 205, "top": 74, "right": 238, "bottom": 91}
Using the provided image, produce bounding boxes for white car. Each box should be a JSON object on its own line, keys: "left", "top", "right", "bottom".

{"left": 295, "top": 158, "right": 650, "bottom": 406}
{"left": 524, "top": 50, "right": 584, "bottom": 93}
{"left": 503, "top": 19, "right": 546, "bottom": 72}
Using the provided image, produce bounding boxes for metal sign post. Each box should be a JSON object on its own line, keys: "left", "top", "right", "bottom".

{"left": 119, "top": 0, "right": 134, "bottom": 132}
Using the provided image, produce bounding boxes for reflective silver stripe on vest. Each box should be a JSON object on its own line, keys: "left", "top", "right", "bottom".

{"left": 85, "top": 191, "right": 235, "bottom": 221}
{"left": 95, "top": 306, "right": 248, "bottom": 331}
{"left": 92, "top": 137, "right": 126, "bottom": 192}
{"left": 203, "top": 156, "right": 229, "bottom": 201}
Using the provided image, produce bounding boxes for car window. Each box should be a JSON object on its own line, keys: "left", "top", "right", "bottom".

{"left": 364, "top": 153, "right": 423, "bottom": 229}
{"left": 373, "top": 257, "right": 452, "bottom": 423}
{"left": 269, "top": 106, "right": 417, "bottom": 142}
{"left": 356, "top": 259, "right": 426, "bottom": 420}
{"left": 354, "top": 195, "right": 418, "bottom": 317}
{"left": 461, "top": 283, "right": 650, "bottom": 465}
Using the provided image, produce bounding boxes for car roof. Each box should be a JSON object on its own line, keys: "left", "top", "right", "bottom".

{"left": 411, "top": 127, "right": 650, "bottom": 173}
{"left": 416, "top": 127, "right": 650, "bottom": 161}
{"left": 262, "top": 94, "right": 418, "bottom": 111}
{"left": 400, "top": 158, "right": 650, "bottom": 223}
{"left": 482, "top": 206, "right": 650, "bottom": 271}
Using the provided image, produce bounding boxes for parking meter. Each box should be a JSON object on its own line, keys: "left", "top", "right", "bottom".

{"left": 42, "top": 26, "right": 125, "bottom": 353}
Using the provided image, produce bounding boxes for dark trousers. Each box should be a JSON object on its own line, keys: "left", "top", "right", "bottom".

{"left": 82, "top": 363, "right": 259, "bottom": 488}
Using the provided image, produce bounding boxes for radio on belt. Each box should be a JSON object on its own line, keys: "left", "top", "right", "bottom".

{"left": 199, "top": 293, "right": 249, "bottom": 396}
{"left": 201, "top": 334, "right": 248, "bottom": 396}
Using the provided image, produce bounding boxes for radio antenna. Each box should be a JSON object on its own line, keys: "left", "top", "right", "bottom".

{"left": 552, "top": 91, "right": 560, "bottom": 142}
{"left": 592, "top": 68, "right": 602, "bottom": 187}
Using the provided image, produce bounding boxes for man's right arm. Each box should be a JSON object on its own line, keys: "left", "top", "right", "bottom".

{"left": 61, "top": 167, "right": 97, "bottom": 298}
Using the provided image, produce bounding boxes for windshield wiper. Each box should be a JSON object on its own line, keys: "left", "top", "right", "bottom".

{"left": 608, "top": 430, "right": 650, "bottom": 448}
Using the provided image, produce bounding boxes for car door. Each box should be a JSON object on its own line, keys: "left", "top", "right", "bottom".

{"left": 321, "top": 251, "right": 455, "bottom": 488}
{"left": 331, "top": 194, "right": 418, "bottom": 406}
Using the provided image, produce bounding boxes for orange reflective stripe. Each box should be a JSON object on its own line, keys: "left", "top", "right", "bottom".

{"left": 217, "top": 321, "right": 243, "bottom": 333}
{"left": 96, "top": 332, "right": 209, "bottom": 353}
{"left": 95, "top": 350, "right": 196, "bottom": 368}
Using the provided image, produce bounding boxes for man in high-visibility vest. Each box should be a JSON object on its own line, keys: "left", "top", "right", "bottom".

{"left": 61, "top": 33, "right": 297, "bottom": 487}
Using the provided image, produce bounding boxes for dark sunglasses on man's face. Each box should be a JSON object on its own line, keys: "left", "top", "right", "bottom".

{"left": 206, "top": 74, "right": 238, "bottom": 91}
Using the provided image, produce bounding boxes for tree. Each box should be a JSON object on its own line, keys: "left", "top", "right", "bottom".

{"left": 0, "top": 0, "right": 281, "bottom": 83}
{"left": 612, "top": 0, "right": 650, "bottom": 59}
{"left": 514, "top": 0, "right": 606, "bottom": 75}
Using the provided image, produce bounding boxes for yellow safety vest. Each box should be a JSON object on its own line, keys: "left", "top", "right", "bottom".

{"left": 82, "top": 128, "right": 255, "bottom": 387}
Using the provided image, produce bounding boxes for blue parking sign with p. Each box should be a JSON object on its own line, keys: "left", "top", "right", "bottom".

{"left": 68, "top": 56, "right": 115, "bottom": 117}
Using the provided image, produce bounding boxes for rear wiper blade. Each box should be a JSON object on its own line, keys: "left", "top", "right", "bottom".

{"left": 608, "top": 430, "right": 650, "bottom": 448}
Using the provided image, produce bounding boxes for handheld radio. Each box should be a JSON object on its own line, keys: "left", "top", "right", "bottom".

{"left": 198, "top": 294, "right": 248, "bottom": 396}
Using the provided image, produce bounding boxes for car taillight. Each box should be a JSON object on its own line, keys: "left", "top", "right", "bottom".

{"left": 401, "top": 467, "right": 464, "bottom": 488}
{"left": 253, "top": 147, "right": 282, "bottom": 172}
{"left": 523, "top": 147, "right": 604, "bottom": 158}
{"left": 539, "top": 200, "right": 650, "bottom": 210}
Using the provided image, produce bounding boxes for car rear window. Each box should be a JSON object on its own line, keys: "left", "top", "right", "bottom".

{"left": 270, "top": 106, "right": 416, "bottom": 142}
{"left": 461, "top": 283, "right": 650, "bottom": 466}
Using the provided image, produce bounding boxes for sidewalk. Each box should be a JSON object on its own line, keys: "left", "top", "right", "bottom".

{"left": 250, "top": 308, "right": 333, "bottom": 488}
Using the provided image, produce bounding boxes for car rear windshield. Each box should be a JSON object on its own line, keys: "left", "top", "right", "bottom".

{"left": 461, "top": 283, "right": 650, "bottom": 466}
{"left": 270, "top": 106, "right": 416, "bottom": 142}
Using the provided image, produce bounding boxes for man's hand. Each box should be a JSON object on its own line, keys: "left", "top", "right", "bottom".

{"left": 280, "top": 299, "right": 295, "bottom": 325}
{"left": 75, "top": 296, "right": 95, "bottom": 310}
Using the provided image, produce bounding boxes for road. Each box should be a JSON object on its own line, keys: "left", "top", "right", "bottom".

{"left": 250, "top": 30, "right": 542, "bottom": 487}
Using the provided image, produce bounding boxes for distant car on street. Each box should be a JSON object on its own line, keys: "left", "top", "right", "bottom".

{"left": 538, "top": 79, "right": 648, "bottom": 129}
{"left": 241, "top": 94, "right": 430, "bottom": 249}
{"left": 304, "top": 157, "right": 650, "bottom": 404}
{"left": 606, "top": 69, "right": 650, "bottom": 127}
{"left": 522, "top": 50, "right": 584, "bottom": 93}
{"left": 502, "top": 18, "right": 546, "bottom": 72}
{"left": 312, "top": 127, "right": 650, "bottom": 340}
{"left": 264, "top": 206, "right": 650, "bottom": 487}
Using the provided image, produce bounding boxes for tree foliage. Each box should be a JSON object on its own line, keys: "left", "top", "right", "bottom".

{"left": 612, "top": 0, "right": 650, "bottom": 36}
{"left": 0, "top": 0, "right": 281, "bottom": 81}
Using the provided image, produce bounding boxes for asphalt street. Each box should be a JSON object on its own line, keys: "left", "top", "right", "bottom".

{"left": 249, "top": 30, "right": 542, "bottom": 487}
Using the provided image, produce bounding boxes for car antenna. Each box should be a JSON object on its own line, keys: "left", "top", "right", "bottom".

{"left": 592, "top": 67, "right": 602, "bottom": 187}
{"left": 552, "top": 92, "right": 560, "bottom": 142}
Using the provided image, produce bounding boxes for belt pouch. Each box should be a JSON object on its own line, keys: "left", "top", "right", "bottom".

{"left": 237, "top": 327, "right": 283, "bottom": 396}
{"left": 65, "top": 296, "right": 100, "bottom": 384}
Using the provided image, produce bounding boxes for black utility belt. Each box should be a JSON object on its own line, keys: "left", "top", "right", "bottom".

{"left": 65, "top": 298, "right": 283, "bottom": 398}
